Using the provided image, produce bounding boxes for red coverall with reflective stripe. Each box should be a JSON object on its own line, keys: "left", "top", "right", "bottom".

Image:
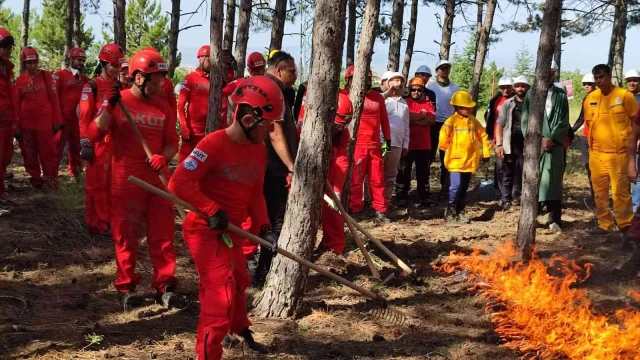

{"left": 16, "top": 70, "right": 63, "bottom": 186}
{"left": 323, "top": 129, "right": 350, "bottom": 254}
{"left": 78, "top": 76, "right": 116, "bottom": 234}
{"left": 350, "top": 89, "right": 391, "bottom": 213}
{"left": 88, "top": 90, "right": 179, "bottom": 293}
{"left": 54, "top": 69, "right": 89, "bottom": 177}
{"left": 0, "top": 60, "right": 17, "bottom": 198}
{"left": 168, "top": 130, "right": 270, "bottom": 360}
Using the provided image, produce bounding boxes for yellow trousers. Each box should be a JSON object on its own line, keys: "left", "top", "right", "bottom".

{"left": 589, "top": 151, "right": 633, "bottom": 230}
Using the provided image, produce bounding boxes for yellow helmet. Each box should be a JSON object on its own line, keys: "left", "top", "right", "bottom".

{"left": 269, "top": 49, "right": 280, "bottom": 59}
{"left": 450, "top": 90, "right": 476, "bottom": 108}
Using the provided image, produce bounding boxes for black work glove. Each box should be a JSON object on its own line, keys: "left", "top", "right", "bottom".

{"left": 13, "top": 131, "right": 21, "bottom": 142}
{"left": 80, "top": 138, "right": 94, "bottom": 163}
{"left": 260, "top": 227, "right": 278, "bottom": 252}
{"left": 53, "top": 124, "right": 61, "bottom": 134}
{"left": 207, "top": 208, "right": 228, "bottom": 230}
{"left": 108, "top": 84, "right": 121, "bottom": 108}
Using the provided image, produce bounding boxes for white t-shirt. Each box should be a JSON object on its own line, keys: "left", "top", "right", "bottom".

{"left": 380, "top": 96, "right": 410, "bottom": 149}
{"left": 427, "top": 81, "right": 460, "bottom": 123}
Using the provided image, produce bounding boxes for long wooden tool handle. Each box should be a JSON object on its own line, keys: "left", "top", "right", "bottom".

{"left": 118, "top": 100, "right": 187, "bottom": 219}
{"left": 324, "top": 181, "right": 380, "bottom": 279}
{"left": 127, "top": 175, "right": 386, "bottom": 303}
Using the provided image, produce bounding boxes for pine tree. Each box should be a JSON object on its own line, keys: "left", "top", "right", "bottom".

{"left": 450, "top": 33, "right": 475, "bottom": 91}
{"left": 511, "top": 42, "right": 534, "bottom": 77}
{"left": 0, "top": 1, "right": 21, "bottom": 66}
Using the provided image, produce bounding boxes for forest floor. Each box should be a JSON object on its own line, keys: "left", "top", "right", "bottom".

{"left": 1, "top": 142, "right": 638, "bottom": 360}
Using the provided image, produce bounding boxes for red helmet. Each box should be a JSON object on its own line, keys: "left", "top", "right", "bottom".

{"left": 197, "top": 45, "right": 210, "bottom": 58}
{"left": 0, "top": 27, "right": 15, "bottom": 48}
{"left": 20, "top": 46, "right": 39, "bottom": 62}
{"left": 127, "top": 50, "right": 168, "bottom": 77}
{"left": 230, "top": 76, "right": 285, "bottom": 122}
{"left": 335, "top": 91, "right": 354, "bottom": 124}
{"left": 68, "top": 47, "right": 86, "bottom": 58}
{"left": 144, "top": 46, "right": 159, "bottom": 53}
{"left": 247, "top": 52, "right": 265, "bottom": 69}
{"left": 99, "top": 43, "right": 125, "bottom": 64}
{"left": 344, "top": 65, "right": 372, "bottom": 79}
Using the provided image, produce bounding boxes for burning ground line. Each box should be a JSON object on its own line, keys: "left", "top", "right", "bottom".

{"left": 434, "top": 240, "right": 640, "bottom": 360}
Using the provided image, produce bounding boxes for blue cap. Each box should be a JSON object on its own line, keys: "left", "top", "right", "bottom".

{"left": 416, "top": 65, "right": 432, "bottom": 75}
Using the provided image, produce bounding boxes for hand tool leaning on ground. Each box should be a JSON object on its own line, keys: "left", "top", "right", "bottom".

{"left": 127, "top": 175, "right": 407, "bottom": 325}
{"left": 323, "top": 182, "right": 418, "bottom": 279}
{"left": 324, "top": 180, "right": 380, "bottom": 279}
{"left": 117, "top": 100, "right": 187, "bottom": 219}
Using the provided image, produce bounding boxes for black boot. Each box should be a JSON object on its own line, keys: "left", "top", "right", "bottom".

{"left": 155, "top": 290, "right": 186, "bottom": 309}
{"left": 119, "top": 291, "right": 144, "bottom": 311}
{"left": 252, "top": 247, "right": 274, "bottom": 288}
{"left": 375, "top": 211, "right": 391, "bottom": 223}
{"left": 238, "top": 328, "right": 270, "bottom": 354}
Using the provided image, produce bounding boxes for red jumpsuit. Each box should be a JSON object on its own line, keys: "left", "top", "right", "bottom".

{"left": 16, "top": 70, "right": 63, "bottom": 187}
{"left": 168, "top": 130, "right": 270, "bottom": 360}
{"left": 349, "top": 90, "right": 391, "bottom": 213}
{"left": 159, "top": 77, "right": 177, "bottom": 114}
{"left": 54, "top": 68, "right": 89, "bottom": 177}
{"left": 88, "top": 90, "right": 179, "bottom": 294}
{"left": 78, "top": 76, "right": 117, "bottom": 234}
{"left": 0, "top": 60, "right": 17, "bottom": 198}
{"left": 323, "top": 129, "right": 350, "bottom": 254}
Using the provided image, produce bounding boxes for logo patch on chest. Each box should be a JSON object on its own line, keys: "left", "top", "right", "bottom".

{"left": 191, "top": 149, "right": 208, "bottom": 162}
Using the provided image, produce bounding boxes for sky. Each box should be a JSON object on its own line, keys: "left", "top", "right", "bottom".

{"left": 5, "top": 0, "right": 640, "bottom": 79}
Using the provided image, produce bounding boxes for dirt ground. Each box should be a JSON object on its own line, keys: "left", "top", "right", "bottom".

{"left": 1, "top": 143, "right": 637, "bottom": 360}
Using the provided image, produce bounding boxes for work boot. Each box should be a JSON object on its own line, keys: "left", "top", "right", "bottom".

{"left": 155, "top": 291, "right": 186, "bottom": 310}
{"left": 119, "top": 292, "right": 144, "bottom": 311}
{"left": 394, "top": 194, "right": 408, "bottom": 208}
{"left": 238, "top": 328, "right": 270, "bottom": 354}
{"left": 502, "top": 202, "right": 512, "bottom": 211}
{"left": 444, "top": 206, "right": 457, "bottom": 223}
{"left": 375, "top": 211, "right": 391, "bottom": 224}
{"left": 549, "top": 222, "right": 562, "bottom": 234}
{"left": 586, "top": 227, "right": 609, "bottom": 236}
{"left": 456, "top": 210, "right": 470, "bottom": 224}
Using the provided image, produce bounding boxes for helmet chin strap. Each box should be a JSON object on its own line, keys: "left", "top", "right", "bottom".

{"left": 134, "top": 74, "right": 150, "bottom": 98}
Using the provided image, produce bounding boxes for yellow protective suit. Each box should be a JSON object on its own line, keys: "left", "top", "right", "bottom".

{"left": 439, "top": 112, "right": 491, "bottom": 172}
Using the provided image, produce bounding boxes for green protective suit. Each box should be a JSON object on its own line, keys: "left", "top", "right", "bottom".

{"left": 521, "top": 85, "right": 570, "bottom": 202}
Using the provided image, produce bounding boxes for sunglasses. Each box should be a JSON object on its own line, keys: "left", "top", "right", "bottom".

{"left": 410, "top": 88, "right": 423, "bottom": 93}
{"left": 582, "top": 83, "right": 595, "bottom": 86}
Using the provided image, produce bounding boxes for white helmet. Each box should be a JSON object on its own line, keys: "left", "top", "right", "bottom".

{"left": 625, "top": 69, "right": 640, "bottom": 79}
{"left": 513, "top": 75, "right": 530, "bottom": 86}
{"left": 582, "top": 74, "right": 595, "bottom": 83}
{"left": 498, "top": 76, "right": 513, "bottom": 86}
{"left": 551, "top": 60, "right": 559, "bottom": 71}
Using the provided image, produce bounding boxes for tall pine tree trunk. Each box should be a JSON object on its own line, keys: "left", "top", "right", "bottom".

{"left": 439, "top": 0, "right": 455, "bottom": 60}
{"left": 64, "top": 0, "right": 74, "bottom": 69}
{"left": 515, "top": 0, "right": 562, "bottom": 261}
{"left": 387, "top": 0, "right": 404, "bottom": 71}
{"left": 234, "top": 0, "right": 251, "bottom": 79}
{"left": 554, "top": 20, "right": 561, "bottom": 82}
{"left": 468, "top": 0, "right": 496, "bottom": 105}
{"left": 113, "top": 0, "right": 127, "bottom": 52}
{"left": 168, "top": 0, "right": 180, "bottom": 78}
{"left": 73, "top": 0, "right": 81, "bottom": 46}
{"left": 270, "top": 0, "right": 287, "bottom": 50}
{"left": 254, "top": 0, "right": 348, "bottom": 319}
{"left": 341, "top": 0, "right": 382, "bottom": 208}
{"left": 21, "top": 0, "right": 30, "bottom": 73}
{"left": 223, "top": 0, "right": 236, "bottom": 50}
{"left": 608, "top": 0, "right": 626, "bottom": 86}
{"left": 206, "top": 0, "right": 224, "bottom": 133}
{"left": 346, "top": 0, "right": 357, "bottom": 66}
{"left": 401, "top": 0, "right": 418, "bottom": 80}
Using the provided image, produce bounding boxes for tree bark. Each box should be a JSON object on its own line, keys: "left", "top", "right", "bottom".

{"left": 168, "top": 0, "right": 181, "bottom": 78}
{"left": 439, "top": 0, "right": 455, "bottom": 60}
{"left": 65, "top": 0, "right": 74, "bottom": 69}
{"left": 206, "top": 0, "right": 224, "bottom": 133}
{"left": 609, "top": 0, "right": 627, "bottom": 86}
{"left": 387, "top": 0, "right": 404, "bottom": 71}
{"left": 113, "top": 0, "right": 127, "bottom": 52}
{"left": 341, "top": 0, "right": 382, "bottom": 208}
{"left": 73, "top": 0, "right": 82, "bottom": 46}
{"left": 401, "top": 0, "right": 418, "bottom": 80}
{"left": 468, "top": 0, "right": 496, "bottom": 106}
{"left": 554, "top": 20, "right": 561, "bottom": 82}
{"left": 224, "top": 0, "right": 236, "bottom": 50}
{"left": 515, "top": 0, "right": 562, "bottom": 261}
{"left": 234, "top": 0, "right": 251, "bottom": 79}
{"left": 346, "top": 0, "right": 357, "bottom": 66}
{"left": 254, "top": 0, "right": 348, "bottom": 319}
{"left": 270, "top": 0, "right": 287, "bottom": 50}
{"left": 21, "top": 0, "right": 30, "bottom": 73}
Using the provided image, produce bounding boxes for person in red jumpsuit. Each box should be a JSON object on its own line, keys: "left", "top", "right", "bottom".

{"left": 321, "top": 91, "right": 354, "bottom": 254}
{"left": 16, "top": 46, "right": 63, "bottom": 189}
{"left": 54, "top": 46, "right": 89, "bottom": 178}
{"left": 78, "top": 43, "right": 125, "bottom": 234}
{"left": 119, "top": 61, "right": 131, "bottom": 89}
{"left": 87, "top": 49, "right": 182, "bottom": 310}
{"left": 0, "top": 28, "right": 17, "bottom": 209}
{"left": 345, "top": 66, "right": 391, "bottom": 222}
{"left": 168, "top": 76, "right": 283, "bottom": 360}
{"left": 142, "top": 47, "right": 176, "bottom": 113}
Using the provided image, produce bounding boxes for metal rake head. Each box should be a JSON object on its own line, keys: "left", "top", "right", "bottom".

{"left": 369, "top": 306, "right": 407, "bottom": 326}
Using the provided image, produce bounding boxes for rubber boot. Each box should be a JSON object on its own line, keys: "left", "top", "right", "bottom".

{"left": 444, "top": 206, "right": 457, "bottom": 223}
{"left": 238, "top": 328, "right": 270, "bottom": 354}
{"left": 155, "top": 290, "right": 186, "bottom": 309}
{"left": 119, "top": 292, "right": 144, "bottom": 311}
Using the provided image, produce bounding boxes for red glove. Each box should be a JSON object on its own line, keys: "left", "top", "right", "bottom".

{"left": 147, "top": 154, "right": 167, "bottom": 171}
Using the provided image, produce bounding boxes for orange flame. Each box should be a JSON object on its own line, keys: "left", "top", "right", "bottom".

{"left": 434, "top": 240, "right": 640, "bottom": 359}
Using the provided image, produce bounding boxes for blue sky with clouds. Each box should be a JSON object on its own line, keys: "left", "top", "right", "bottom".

{"left": 5, "top": 0, "right": 640, "bottom": 78}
